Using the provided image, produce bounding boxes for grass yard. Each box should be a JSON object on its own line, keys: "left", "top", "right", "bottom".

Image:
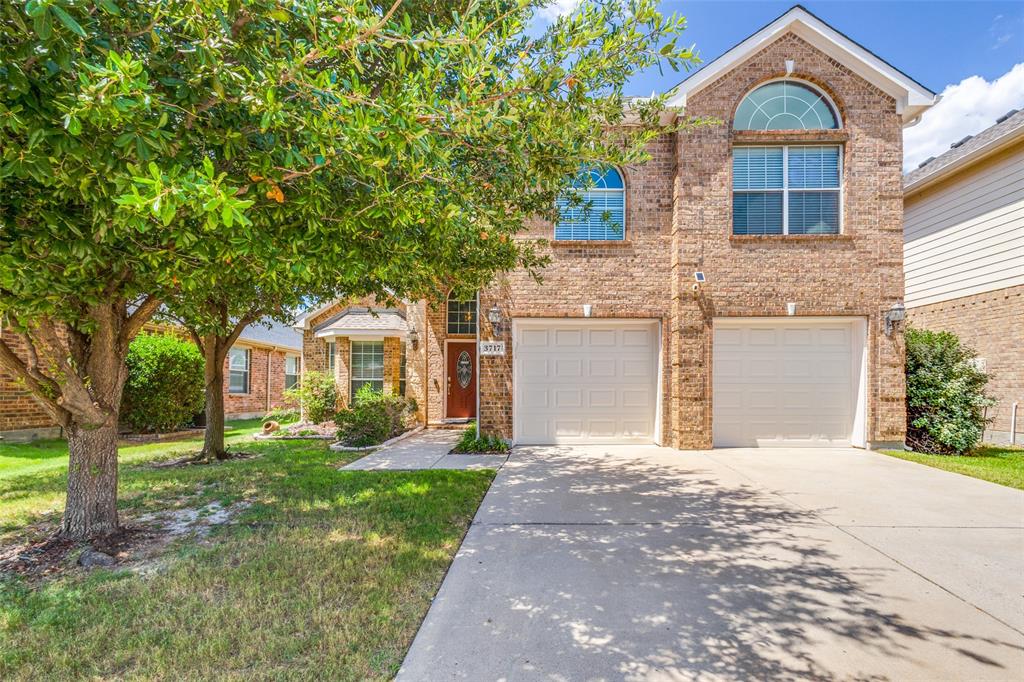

{"left": 0, "top": 424, "right": 494, "bottom": 680}
{"left": 881, "top": 445, "right": 1024, "bottom": 490}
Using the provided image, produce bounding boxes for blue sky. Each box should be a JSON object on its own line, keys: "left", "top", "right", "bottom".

{"left": 539, "top": 1, "right": 1024, "bottom": 170}
{"left": 620, "top": 1, "right": 1022, "bottom": 98}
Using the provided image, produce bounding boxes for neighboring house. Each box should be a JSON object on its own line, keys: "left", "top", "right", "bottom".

{"left": 0, "top": 318, "right": 301, "bottom": 441}
{"left": 297, "top": 6, "right": 937, "bottom": 450}
{"left": 903, "top": 109, "right": 1024, "bottom": 445}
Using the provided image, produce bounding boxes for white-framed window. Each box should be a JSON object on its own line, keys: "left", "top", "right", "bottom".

{"left": 284, "top": 355, "right": 299, "bottom": 390}
{"left": 327, "top": 341, "right": 336, "bottom": 374}
{"left": 447, "top": 293, "right": 477, "bottom": 335}
{"left": 732, "top": 145, "right": 842, "bottom": 235}
{"left": 555, "top": 166, "right": 625, "bottom": 241}
{"left": 228, "top": 347, "right": 250, "bottom": 394}
{"left": 734, "top": 80, "right": 840, "bottom": 131}
{"left": 350, "top": 340, "right": 384, "bottom": 401}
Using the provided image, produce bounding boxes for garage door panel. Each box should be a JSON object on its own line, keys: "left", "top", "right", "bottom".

{"left": 515, "top": 321, "right": 659, "bottom": 444}
{"left": 714, "top": 319, "right": 860, "bottom": 448}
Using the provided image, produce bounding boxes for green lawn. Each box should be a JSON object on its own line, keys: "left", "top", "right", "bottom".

{"left": 881, "top": 445, "right": 1024, "bottom": 490}
{"left": 0, "top": 424, "right": 494, "bottom": 680}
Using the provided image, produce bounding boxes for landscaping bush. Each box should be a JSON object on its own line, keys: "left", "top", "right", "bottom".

{"left": 905, "top": 327, "right": 994, "bottom": 455}
{"left": 263, "top": 406, "right": 299, "bottom": 424}
{"left": 453, "top": 423, "right": 510, "bottom": 453}
{"left": 284, "top": 371, "right": 337, "bottom": 424}
{"left": 335, "top": 385, "right": 417, "bottom": 447}
{"left": 121, "top": 333, "right": 205, "bottom": 433}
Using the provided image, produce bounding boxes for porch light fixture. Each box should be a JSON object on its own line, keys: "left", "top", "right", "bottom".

{"left": 407, "top": 323, "right": 419, "bottom": 350}
{"left": 883, "top": 301, "right": 906, "bottom": 337}
{"left": 486, "top": 306, "right": 506, "bottom": 334}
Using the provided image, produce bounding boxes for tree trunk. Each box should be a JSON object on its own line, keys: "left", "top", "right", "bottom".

{"left": 202, "top": 341, "right": 230, "bottom": 460}
{"left": 62, "top": 419, "right": 120, "bottom": 538}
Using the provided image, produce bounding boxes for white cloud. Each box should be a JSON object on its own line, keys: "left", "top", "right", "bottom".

{"left": 536, "top": 0, "right": 579, "bottom": 21}
{"left": 904, "top": 63, "right": 1024, "bottom": 172}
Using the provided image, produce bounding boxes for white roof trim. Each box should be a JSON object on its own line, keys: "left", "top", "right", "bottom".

{"left": 315, "top": 329, "right": 404, "bottom": 340}
{"left": 292, "top": 299, "right": 343, "bottom": 330}
{"left": 666, "top": 6, "right": 937, "bottom": 125}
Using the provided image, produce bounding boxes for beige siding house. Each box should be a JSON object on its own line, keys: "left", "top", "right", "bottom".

{"left": 903, "top": 109, "right": 1024, "bottom": 444}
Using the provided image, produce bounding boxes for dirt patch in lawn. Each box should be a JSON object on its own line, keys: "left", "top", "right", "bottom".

{"left": 0, "top": 500, "right": 250, "bottom": 583}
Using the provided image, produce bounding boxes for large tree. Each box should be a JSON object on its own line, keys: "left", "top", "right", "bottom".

{"left": 0, "top": 0, "right": 699, "bottom": 538}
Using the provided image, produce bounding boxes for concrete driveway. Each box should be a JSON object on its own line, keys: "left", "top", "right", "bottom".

{"left": 399, "top": 446, "right": 1024, "bottom": 681}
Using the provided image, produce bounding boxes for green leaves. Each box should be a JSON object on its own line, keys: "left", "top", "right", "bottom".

{"left": 51, "top": 5, "right": 86, "bottom": 37}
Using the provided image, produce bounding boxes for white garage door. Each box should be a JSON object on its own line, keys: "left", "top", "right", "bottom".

{"left": 514, "top": 320, "right": 660, "bottom": 444}
{"left": 713, "top": 318, "right": 865, "bottom": 448}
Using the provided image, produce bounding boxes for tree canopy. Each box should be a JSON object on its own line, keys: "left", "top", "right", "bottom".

{"left": 0, "top": 0, "right": 700, "bottom": 537}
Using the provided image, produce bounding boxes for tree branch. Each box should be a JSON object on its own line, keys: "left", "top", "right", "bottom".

{"left": 122, "top": 295, "right": 161, "bottom": 348}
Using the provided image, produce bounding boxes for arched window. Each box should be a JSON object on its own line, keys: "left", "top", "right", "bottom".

{"left": 734, "top": 80, "right": 839, "bottom": 131}
{"left": 447, "top": 291, "right": 476, "bottom": 335}
{"left": 732, "top": 81, "right": 842, "bottom": 236}
{"left": 555, "top": 166, "right": 625, "bottom": 241}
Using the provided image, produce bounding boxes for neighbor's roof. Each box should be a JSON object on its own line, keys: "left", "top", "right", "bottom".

{"left": 237, "top": 319, "right": 302, "bottom": 351}
{"left": 313, "top": 307, "right": 409, "bottom": 339}
{"left": 904, "top": 109, "right": 1024, "bottom": 196}
{"left": 666, "top": 5, "right": 938, "bottom": 125}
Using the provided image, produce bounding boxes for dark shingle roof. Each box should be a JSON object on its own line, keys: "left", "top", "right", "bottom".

{"left": 905, "top": 109, "right": 1024, "bottom": 189}
{"left": 238, "top": 318, "right": 302, "bottom": 351}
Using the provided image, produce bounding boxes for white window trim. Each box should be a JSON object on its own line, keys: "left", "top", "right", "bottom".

{"left": 733, "top": 144, "right": 844, "bottom": 235}
{"left": 350, "top": 339, "right": 385, "bottom": 400}
{"left": 228, "top": 347, "right": 251, "bottom": 395}
{"left": 734, "top": 77, "right": 844, "bottom": 131}
{"left": 553, "top": 176, "right": 627, "bottom": 242}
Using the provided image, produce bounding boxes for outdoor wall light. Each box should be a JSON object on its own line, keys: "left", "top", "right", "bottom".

{"left": 883, "top": 301, "right": 906, "bottom": 337}
{"left": 486, "top": 306, "right": 507, "bottom": 334}
{"left": 407, "top": 324, "right": 420, "bottom": 350}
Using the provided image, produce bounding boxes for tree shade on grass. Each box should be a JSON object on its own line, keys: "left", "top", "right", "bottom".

{"left": 881, "top": 446, "right": 1024, "bottom": 491}
{"left": 0, "top": 436, "right": 493, "bottom": 680}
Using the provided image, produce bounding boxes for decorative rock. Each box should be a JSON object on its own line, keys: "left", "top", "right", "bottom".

{"left": 78, "top": 549, "right": 116, "bottom": 568}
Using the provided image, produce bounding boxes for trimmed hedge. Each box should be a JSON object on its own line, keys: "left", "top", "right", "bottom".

{"left": 905, "top": 327, "right": 993, "bottom": 455}
{"left": 121, "top": 333, "right": 205, "bottom": 433}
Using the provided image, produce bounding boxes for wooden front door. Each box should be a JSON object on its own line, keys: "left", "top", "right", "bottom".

{"left": 446, "top": 341, "right": 477, "bottom": 418}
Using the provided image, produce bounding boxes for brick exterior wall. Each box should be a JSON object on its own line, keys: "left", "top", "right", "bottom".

{"left": 907, "top": 285, "right": 1024, "bottom": 444}
{"left": 1, "top": 324, "right": 298, "bottom": 438}
{"left": 0, "top": 327, "right": 58, "bottom": 437}
{"left": 298, "top": 298, "right": 422, "bottom": 420}
{"left": 471, "top": 31, "right": 908, "bottom": 448}
{"left": 663, "top": 32, "right": 907, "bottom": 448}
{"left": 223, "top": 343, "right": 297, "bottom": 419}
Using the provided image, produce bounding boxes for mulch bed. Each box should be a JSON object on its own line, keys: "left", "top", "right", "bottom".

{"left": 0, "top": 525, "right": 153, "bottom": 583}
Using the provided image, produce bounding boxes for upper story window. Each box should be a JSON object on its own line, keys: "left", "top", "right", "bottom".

{"left": 733, "top": 146, "right": 841, "bottom": 235}
{"left": 554, "top": 166, "right": 625, "bottom": 241}
{"left": 447, "top": 292, "right": 477, "bottom": 335}
{"left": 734, "top": 80, "right": 840, "bottom": 131}
{"left": 732, "top": 80, "right": 842, "bottom": 236}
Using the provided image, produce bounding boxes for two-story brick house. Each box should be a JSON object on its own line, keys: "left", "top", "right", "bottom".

{"left": 297, "top": 6, "right": 936, "bottom": 450}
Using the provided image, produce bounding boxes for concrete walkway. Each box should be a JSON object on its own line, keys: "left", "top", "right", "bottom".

{"left": 399, "top": 445, "right": 1024, "bottom": 680}
{"left": 339, "top": 429, "right": 508, "bottom": 471}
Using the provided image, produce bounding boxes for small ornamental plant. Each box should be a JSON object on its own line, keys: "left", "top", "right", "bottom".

{"left": 453, "top": 424, "right": 510, "bottom": 454}
{"left": 335, "top": 385, "right": 417, "bottom": 448}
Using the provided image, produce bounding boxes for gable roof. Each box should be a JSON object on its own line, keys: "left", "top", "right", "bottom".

{"left": 312, "top": 307, "right": 409, "bottom": 339}
{"left": 666, "top": 5, "right": 937, "bottom": 125}
{"left": 904, "top": 109, "right": 1024, "bottom": 196}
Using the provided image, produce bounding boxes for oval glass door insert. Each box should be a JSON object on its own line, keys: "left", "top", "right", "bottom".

{"left": 456, "top": 351, "right": 472, "bottom": 388}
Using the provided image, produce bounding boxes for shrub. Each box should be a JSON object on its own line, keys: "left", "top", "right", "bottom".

{"left": 452, "top": 423, "right": 509, "bottom": 453}
{"left": 284, "top": 371, "right": 337, "bottom": 424}
{"left": 905, "top": 327, "right": 994, "bottom": 455}
{"left": 121, "top": 333, "right": 205, "bottom": 433}
{"left": 335, "top": 384, "right": 417, "bottom": 447}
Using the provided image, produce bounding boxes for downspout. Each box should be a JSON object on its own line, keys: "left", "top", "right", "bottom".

{"left": 1012, "top": 402, "right": 1019, "bottom": 446}
{"left": 265, "top": 348, "right": 271, "bottom": 414}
